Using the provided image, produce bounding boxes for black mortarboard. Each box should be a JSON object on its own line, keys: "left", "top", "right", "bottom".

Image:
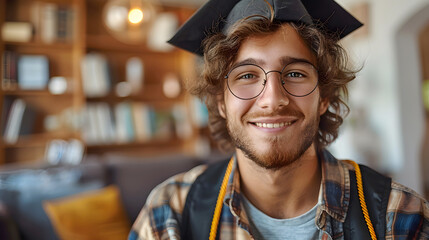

{"left": 168, "top": 0, "right": 363, "bottom": 56}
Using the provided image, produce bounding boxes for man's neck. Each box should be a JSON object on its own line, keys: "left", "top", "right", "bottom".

{"left": 236, "top": 145, "right": 321, "bottom": 219}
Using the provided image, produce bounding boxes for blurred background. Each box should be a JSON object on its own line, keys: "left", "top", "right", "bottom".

{"left": 0, "top": 0, "right": 428, "bottom": 239}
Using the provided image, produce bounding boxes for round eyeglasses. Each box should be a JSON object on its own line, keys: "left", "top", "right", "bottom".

{"left": 225, "top": 62, "right": 319, "bottom": 100}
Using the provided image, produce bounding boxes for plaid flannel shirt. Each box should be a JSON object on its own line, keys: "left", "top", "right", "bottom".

{"left": 129, "top": 151, "right": 429, "bottom": 239}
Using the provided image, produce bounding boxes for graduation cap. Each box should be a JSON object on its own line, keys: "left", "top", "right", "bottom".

{"left": 168, "top": 0, "right": 363, "bottom": 56}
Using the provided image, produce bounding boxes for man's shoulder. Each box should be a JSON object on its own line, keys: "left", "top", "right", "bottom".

{"left": 145, "top": 164, "right": 209, "bottom": 209}
{"left": 388, "top": 180, "right": 429, "bottom": 214}
{"left": 386, "top": 181, "right": 429, "bottom": 238}
{"left": 339, "top": 159, "right": 428, "bottom": 207}
{"left": 130, "top": 164, "right": 208, "bottom": 240}
{"left": 339, "top": 159, "right": 429, "bottom": 237}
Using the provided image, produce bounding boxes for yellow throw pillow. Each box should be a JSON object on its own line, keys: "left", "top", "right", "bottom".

{"left": 43, "top": 185, "right": 131, "bottom": 240}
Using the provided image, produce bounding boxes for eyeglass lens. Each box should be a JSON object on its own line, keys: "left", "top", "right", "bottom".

{"left": 226, "top": 62, "right": 318, "bottom": 100}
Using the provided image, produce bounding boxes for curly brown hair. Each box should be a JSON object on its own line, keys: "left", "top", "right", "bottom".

{"left": 187, "top": 18, "right": 356, "bottom": 152}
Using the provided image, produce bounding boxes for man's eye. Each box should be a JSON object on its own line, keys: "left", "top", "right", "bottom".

{"left": 287, "top": 72, "right": 304, "bottom": 78}
{"left": 239, "top": 74, "right": 255, "bottom": 79}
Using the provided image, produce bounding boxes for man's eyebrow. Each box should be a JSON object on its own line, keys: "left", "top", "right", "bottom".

{"left": 280, "top": 56, "right": 315, "bottom": 66}
{"left": 231, "top": 57, "right": 315, "bottom": 69}
{"left": 231, "top": 58, "right": 265, "bottom": 68}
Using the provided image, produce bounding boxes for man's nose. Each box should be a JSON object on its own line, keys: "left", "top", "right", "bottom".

{"left": 256, "top": 72, "right": 290, "bottom": 110}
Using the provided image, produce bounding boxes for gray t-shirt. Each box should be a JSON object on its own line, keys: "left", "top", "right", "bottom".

{"left": 241, "top": 196, "right": 320, "bottom": 240}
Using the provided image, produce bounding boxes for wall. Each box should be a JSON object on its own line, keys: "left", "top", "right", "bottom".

{"left": 332, "top": 0, "right": 428, "bottom": 194}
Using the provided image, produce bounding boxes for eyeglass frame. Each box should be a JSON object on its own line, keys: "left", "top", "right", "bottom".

{"left": 224, "top": 62, "right": 319, "bottom": 100}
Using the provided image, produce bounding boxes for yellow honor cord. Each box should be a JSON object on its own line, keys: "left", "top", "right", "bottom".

{"left": 209, "top": 159, "right": 377, "bottom": 240}
{"left": 209, "top": 158, "right": 234, "bottom": 240}
{"left": 345, "top": 160, "right": 377, "bottom": 240}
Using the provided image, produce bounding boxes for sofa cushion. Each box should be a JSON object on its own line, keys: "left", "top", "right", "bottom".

{"left": 44, "top": 185, "right": 130, "bottom": 240}
{"left": 105, "top": 154, "right": 202, "bottom": 221}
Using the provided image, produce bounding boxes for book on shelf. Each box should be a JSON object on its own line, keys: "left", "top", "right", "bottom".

{"left": 2, "top": 98, "right": 38, "bottom": 144}
{"left": 82, "top": 103, "right": 116, "bottom": 145}
{"left": 152, "top": 109, "right": 175, "bottom": 140}
{"left": 81, "top": 53, "right": 111, "bottom": 97}
{"left": 95, "top": 102, "right": 116, "bottom": 143}
{"left": 17, "top": 55, "right": 50, "bottom": 90}
{"left": 81, "top": 101, "right": 184, "bottom": 145}
{"left": 172, "top": 103, "right": 193, "bottom": 140}
{"left": 1, "top": 51, "right": 18, "bottom": 90}
{"left": 31, "top": 2, "right": 75, "bottom": 43}
{"left": 57, "top": 6, "right": 74, "bottom": 41}
{"left": 1, "top": 98, "right": 14, "bottom": 137}
{"left": 191, "top": 97, "right": 209, "bottom": 128}
{"left": 132, "top": 102, "right": 153, "bottom": 142}
{"left": 114, "top": 102, "right": 135, "bottom": 143}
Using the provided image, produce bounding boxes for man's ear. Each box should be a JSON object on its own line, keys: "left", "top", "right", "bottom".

{"left": 319, "top": 98, "right": 329, "bottom": 116}
{"left": 217, "top": 95, "right": 226, "bottom": 119}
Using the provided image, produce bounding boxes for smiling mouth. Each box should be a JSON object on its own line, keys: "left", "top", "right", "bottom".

{"left": 253, "top": 121, "right": 295, "bottom": 129}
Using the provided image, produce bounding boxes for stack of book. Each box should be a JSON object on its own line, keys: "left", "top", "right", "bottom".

{"left": 1, "top": 99, "right": 37, "bottom": 144}
{"left": 2, "top": 52, "right": 50, "bottom": 90}
{"left": 81, "top": 102, "right": 190, "bottom": 145}
{"left": 81, "top": 53, "right": 111, "bottom": 97}
{"left": 32, "top": 2, "right": 75, "bottom": 43}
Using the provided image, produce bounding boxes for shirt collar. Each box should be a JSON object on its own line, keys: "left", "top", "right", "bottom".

{"left": 223, "top": 150, "right": 351, "bottom": 226}
{"left": 317, "top": 150, "right": 351, "bottom": 223}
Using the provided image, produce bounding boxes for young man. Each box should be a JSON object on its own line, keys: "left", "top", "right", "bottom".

{"left": 130, "top": 0, "right": 429, "bottom": 239}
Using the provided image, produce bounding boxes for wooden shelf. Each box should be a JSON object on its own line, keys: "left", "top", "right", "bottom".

{"left": 4, "top": 41, "right": 74, "bottom": 50}
{"left": 85, "top": 93, "right": 185, "bottom": 105}
{"left": 2, "top": 132, "right": 80, "bottom": 149}
{"left": 85, "top": 138, "right": 184, "bottom": 156}
{"left": 86, "top": 34, "right": 178, "bottom": 55}
{"left": 2, "top": 89, "right": 73, "bottom": 97}
{"left": 86, "top": 138, "right": 181, "bottom": 149}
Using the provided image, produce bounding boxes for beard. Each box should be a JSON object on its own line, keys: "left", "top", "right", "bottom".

{"left": 226, "top": 107, "right": 320, "bottom": 170}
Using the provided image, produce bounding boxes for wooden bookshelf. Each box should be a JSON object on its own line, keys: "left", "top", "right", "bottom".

{"left": 0, "top": 0, "right": 204, "bottom": 164}
{"left": 0, "top": 0, "right": 82, "bottom": 164}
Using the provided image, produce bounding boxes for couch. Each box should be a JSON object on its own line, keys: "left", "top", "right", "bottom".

{"left": 0, "top": 153, "right": 228, "bottom": 240}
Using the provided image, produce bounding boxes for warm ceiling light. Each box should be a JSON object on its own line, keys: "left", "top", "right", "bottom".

{"left": 128, "top": 8, "right": 144, "bottom": 24}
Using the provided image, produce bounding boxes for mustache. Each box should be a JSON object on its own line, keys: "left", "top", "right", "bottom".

{"left": 243, "top": 108, "right": 304, "bottom": 120}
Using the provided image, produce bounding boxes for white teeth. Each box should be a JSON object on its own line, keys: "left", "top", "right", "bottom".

{"left": 255, "top": 122, "right": 292, "bottom": 128}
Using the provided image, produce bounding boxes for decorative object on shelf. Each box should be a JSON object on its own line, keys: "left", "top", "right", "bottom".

{"left": 147, "top": 13, "right": 178, "bottom": 52}
{"left": 115, "top": 81, "right": 133, "bottom": 97}
{"left": 126, "top": 57, "right": 144, "bottom": 94}
{"left": 45, "top": 139, "right": 84, "bottom": 165}
{"left": 48, "top": 76, "right": 69, "bottom": 95}
{"left": 17, "top": 55, "right": 50, "bottom": 90}
{"left": 162, "top": 73, "right": 181, "bottom": 99}
{"left": 103, "top": 0, "right": 159, "bottom": 44}
{"left": 1, "top": 22, "right": 33, "bottom": 42}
